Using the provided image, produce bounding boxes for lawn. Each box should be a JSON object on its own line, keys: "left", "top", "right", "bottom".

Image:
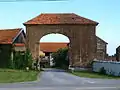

{"left": 70, "top": 70, "right": 120, "bottom": 79}
{"left": 0, "top": 69, "right": 40, "bottom": 83}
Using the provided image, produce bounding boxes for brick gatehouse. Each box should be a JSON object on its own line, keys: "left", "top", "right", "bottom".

{"left": 24, "top": 13, "right": 98, "bottom": 67}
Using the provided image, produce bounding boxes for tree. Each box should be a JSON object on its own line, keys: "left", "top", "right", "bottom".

{"left": 52, "top": 48, "right": 69, "bottom": 69}
{"left": 11, "top": 49, "right": 33, "bottom": 70}
{"left": 13, "top": 51, "right": 25, "bottom": 69}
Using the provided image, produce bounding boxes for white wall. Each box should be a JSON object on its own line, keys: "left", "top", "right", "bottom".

{"left": 92, "top": 60, "right": 120, "bottom": 76}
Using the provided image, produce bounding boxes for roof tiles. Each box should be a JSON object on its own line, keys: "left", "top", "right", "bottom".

{"left": 0, "top": 28, "right": 22, "bottom": 44}
{"left": 24, "top": 13, "right": 98, "bottom": 25}
{"left": 40, "top": 42, "right": 69, "bottom": 52}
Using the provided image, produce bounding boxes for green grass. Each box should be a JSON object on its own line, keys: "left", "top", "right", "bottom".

{"left": 70, "top": 71, "right": 120, "bottom": 79}
{"left": 0, "top": 69, "right": 40, "bottom": 83}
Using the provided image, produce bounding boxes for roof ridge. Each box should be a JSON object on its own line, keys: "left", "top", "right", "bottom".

{"left": 0, "top": 28, "right": 22, "bottom": 31}
{"left": 0, "top": 28, "right": 23, "bottom": 44}
{"left": 96, "top": 36, "right": 108, "bottom": 44}
{"left": 40, "top": 13, "right": 75, "bottom": 14}
{"left": 74, "top": 14, "right": 99, "bottom": 24}
{"left": 24, "top": 13, "right": 98, "bottom": 25}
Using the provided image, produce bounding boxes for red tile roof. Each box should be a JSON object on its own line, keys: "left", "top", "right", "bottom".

{"left": 40, "top": 42, "right": 69, "bottom": 52}
{"left": 24, "top": 13, "right": 98, "bottom": 25}
{"left": 0, "top": 28, "right": 22, "bottom": 44}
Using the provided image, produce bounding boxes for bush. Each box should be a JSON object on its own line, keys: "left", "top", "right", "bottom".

{"left": 52, "top": 48, "right": 69, "bottom": 69}
{"left": 12, "top": 52, "right": 24, "bottom": 69}
{"left": 24, "top": 49, "right": 33, "bottom": 69}
{"left": 99, "top": 67, "right": 106, "bottom": 75}
{"left": 11, "top": 49, "right": 33, "bottom": 70}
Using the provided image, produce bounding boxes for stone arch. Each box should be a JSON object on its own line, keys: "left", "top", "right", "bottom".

{"left": 24, "top": 13, "right": 98, "bottom": 68}
{"left": 39, "top": 33, "right": 70, "bottom": 65}
{"left": 40, "top": 33, "right": 70, "bottom": 43}
{"left": 39, "top": 32, "right": 71, "bottom": 43}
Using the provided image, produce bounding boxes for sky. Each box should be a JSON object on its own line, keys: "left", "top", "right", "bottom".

{"left": 0, "top": 0, "right": 120, "bottom": 55}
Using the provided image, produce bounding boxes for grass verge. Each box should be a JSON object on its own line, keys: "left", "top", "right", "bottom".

{"left": 70, "top": 70, "right": 120, "bottom": 79}
{"left": 0, "top": 68, "right": 40, "bottom": 83}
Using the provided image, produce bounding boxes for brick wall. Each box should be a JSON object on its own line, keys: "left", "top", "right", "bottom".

{"left": 26, "top": 24, "right": 97, "bottom": 67}
{"left": 96, "top": 37, "right": 107, "bottom": 60}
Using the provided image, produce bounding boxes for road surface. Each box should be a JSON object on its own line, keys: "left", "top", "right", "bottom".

{"left": 0, "top": 68, "right": 120, "bottom": 90}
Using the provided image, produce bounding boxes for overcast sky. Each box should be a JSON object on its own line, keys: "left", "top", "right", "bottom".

{"left": 0, "top": 0, "right": 119, "bottom": 55}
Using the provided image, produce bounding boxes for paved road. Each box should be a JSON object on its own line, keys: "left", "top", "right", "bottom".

{"left": 0, "top": 68, "right": 120, "bottom": 90}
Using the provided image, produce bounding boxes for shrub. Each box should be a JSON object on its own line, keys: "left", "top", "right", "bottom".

{"left": 52, "top": 48, "right": 69, "bottom": 69}
{"left": 24, "top": 49, "right": 33, "bottom": 69}
{"left": 11, "top": 49, "right": 33, "bottom": 70}
{"left": 99, "top": 67, "right": 106, "bottom": 75}
{"left": 13, "top": 51, "right": 25, "bottom": 69}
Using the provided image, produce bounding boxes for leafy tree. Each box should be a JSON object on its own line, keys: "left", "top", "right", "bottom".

{"left": 11, "top": 49, "right": 33, "bottom": 70}
{"left": 13, "top": 51, "right": 24, "bottom": 69}
{"left": 52, "top": 48, "right": 69, "bottom": 69}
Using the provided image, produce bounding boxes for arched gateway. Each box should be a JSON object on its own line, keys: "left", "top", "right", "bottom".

{"left": 24, "top": 13, "right": 98, "bottom": 67}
